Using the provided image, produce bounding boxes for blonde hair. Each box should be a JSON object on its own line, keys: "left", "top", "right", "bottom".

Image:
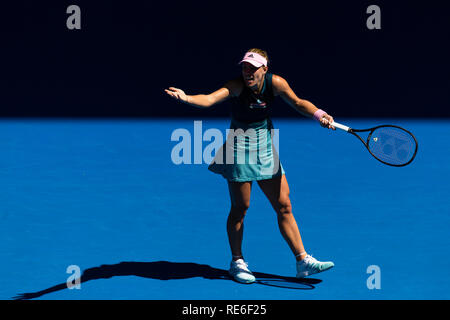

{"left": 247, "top": 48, "right": 269, "bottom": 65}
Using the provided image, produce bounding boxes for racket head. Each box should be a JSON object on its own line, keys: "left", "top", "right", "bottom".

{"left": 362, "top": 125, "right": 418, "bottom": 167}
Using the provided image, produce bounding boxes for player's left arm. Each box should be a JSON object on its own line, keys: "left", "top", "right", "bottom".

{"left": 272, "top": 74, "right": 335, "bottom": 129}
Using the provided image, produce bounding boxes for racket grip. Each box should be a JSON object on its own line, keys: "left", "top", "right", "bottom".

{"left": 331, "top": 122, "right": 350, "bottom": 132}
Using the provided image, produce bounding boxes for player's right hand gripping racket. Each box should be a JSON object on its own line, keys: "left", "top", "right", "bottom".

{"left": 331, "top": 122, "right": 418, "bottom": 167}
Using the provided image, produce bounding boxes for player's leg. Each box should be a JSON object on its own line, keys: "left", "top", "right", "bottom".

{"left": 227, "top": 180, "right": 252, "bottom": 261}
{"left": 257, "top": 174, "right": 334, "bottom": 277}
{"left": 256, "top": 174, "right": 306, "bottom": 260}
{"left": 227, "top": 180, "right": 256, "bottom": 283}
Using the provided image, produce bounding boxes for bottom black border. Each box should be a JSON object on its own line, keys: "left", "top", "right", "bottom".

{"left": 4, "top": 300, "right": 447, "bottom": 318}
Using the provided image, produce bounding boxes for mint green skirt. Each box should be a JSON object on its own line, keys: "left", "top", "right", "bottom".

{"left": 208, "top": 118, "right": 285, "bottom": 182}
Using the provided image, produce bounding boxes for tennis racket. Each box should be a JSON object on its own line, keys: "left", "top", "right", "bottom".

{"left": 331, "top": 121, "right": 418, "bottom": 167}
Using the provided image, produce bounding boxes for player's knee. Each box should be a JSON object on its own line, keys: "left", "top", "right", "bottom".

{"left": 276, "top": 197, "right": 292, "bottom": 215}
{"left": 230, "top": 201, "right": 250, "bottom": 220}
{"left": 231, "top": 201, "right": 250, "bottom": 213}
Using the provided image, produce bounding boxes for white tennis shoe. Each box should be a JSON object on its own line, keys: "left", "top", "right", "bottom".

{"left": 229, "top": 259, "right": 256, "bottom": 284}
{"left": 296, "top": 254, "right": 334, "bottom": 278}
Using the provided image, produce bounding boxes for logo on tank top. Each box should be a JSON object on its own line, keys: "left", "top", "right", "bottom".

{"left": 249, "top": 98, "right": 267, "bottom": 109}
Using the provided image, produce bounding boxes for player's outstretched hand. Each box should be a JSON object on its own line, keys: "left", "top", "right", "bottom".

{"left": 165, "top": 87, "right": 188, "bottom": 103}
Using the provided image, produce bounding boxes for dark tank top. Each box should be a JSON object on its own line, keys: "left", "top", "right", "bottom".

{"left": 231, "top": 73, "right": 274, "bottom": 123}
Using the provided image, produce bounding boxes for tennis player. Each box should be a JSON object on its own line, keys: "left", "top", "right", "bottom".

{"left": 165, "top": 49, "right": 335, "bottom": 283}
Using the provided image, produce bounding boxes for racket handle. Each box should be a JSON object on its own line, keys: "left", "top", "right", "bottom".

{"left": 331, "top": 121, "right": 351, "bottom": 132}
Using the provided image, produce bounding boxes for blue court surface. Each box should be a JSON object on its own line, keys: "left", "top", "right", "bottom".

{"left": 1, "top": 118, "right": 449, "bottom": 300}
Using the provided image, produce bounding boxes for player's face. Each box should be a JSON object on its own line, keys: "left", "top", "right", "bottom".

{"left": 242, "top": 62, "right": 267, "bottom": 89}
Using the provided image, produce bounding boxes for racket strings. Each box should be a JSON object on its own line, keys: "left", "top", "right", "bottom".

{"left": 368, "top": 127, "right": 417, "bottom": 165}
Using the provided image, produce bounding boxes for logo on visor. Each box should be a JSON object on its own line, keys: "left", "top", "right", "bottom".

{"left": 248, "top": 54, "right": 254, "bottom": 58}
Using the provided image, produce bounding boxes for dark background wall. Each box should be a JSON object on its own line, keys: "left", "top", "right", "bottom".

{"left": 1, "top": 0, "right": 449, "bottom": 118}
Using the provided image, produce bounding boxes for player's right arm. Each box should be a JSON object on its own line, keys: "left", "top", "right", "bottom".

{"left": 164, "top": 78, "right": 242, "bottom": 108}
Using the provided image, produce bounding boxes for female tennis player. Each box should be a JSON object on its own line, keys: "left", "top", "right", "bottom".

{"left": 165, "top": 48, "right": 335, "bottom": 283}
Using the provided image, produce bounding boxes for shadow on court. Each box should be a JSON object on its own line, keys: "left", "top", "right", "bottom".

{"left": 13, "top": 261, "right": 322, "bottom": 299}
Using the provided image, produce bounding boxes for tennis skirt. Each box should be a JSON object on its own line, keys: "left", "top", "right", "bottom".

{"left": 208, "top": 118, "right": 285, "bottom": 182}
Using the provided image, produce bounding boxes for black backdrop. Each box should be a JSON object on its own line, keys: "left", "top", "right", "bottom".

{"left": 1, "top": 0, "right": 449, "bottom": 118}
